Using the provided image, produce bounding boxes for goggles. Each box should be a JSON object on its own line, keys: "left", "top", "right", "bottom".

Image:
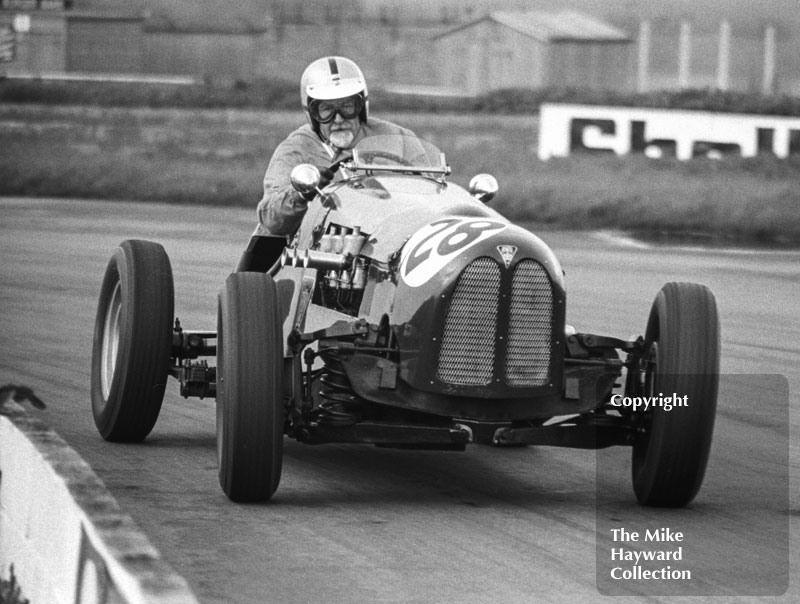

{"left": 309, "top": 95, "right": 363, "bottom": 123}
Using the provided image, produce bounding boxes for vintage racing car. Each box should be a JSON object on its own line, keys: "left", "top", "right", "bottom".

{"left": 91, "top": 134, "right": 720, "bottom": 506}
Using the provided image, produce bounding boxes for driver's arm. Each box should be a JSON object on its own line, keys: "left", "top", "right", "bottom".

{"left": 256, "top": 134, "right": 333, "bottom": 236}
{"left": 258, "top": 153, "right": 310, "bottom": 236}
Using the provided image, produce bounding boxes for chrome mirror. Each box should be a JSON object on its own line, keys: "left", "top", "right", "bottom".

{"left": 469, "top": 174, "right": 499, "bottom": 203}
{"left": 290, "top": 164, "right": 321, "bottom": 196}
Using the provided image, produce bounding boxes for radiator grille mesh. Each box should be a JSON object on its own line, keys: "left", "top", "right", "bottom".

{"left": 436, "top": 258, "right": 500, "bottom": 385}
{"left": 435, "top": 257, "right": 554, "bottom": 388}
{"left": 505, "top": 260, "right": 553, "bottom": 386}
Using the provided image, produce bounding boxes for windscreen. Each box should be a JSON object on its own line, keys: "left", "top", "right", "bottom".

{"left": 351, "top": 135, "right": 447, "bottom": 171}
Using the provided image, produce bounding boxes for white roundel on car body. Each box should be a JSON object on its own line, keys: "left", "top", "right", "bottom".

{"left": 399, "top": 218, "right": 507, "bottom": 287}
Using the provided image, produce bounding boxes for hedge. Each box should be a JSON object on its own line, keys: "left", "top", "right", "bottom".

{"left": 2, "top": 76, "right": 800, "bottom": 116}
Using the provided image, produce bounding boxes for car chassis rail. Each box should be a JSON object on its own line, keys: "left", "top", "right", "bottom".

{"left": 166, "top": 315, "right": 645, "bottom": 449}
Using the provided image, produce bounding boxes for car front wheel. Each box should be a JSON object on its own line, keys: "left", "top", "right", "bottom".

{"left": 216, "top": 272, "right": 284, "bottom": 503}
{"left": 91, "top": 240, "right": 174, "bottom": 441}
{"left": 631, "top": 281, "right": 720, "bottom": 507}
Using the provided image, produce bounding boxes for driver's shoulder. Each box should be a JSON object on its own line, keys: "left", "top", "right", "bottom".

{"left": 364, "top": 117, "right": 415, "bottom": 137}
{"left": 272, "top": 125, "right": 329, "bottom": 160}
{"left": 282, "top": 123, "right": 320, "bottom": 146}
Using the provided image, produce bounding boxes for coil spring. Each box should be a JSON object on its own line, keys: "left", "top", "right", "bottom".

{"left": 316, "top": 350, "right": 363, "bottom": 426}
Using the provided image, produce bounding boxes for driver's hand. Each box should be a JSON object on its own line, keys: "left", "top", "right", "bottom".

{"left": 317, "top": 165, "right": 335, "bottom": 189}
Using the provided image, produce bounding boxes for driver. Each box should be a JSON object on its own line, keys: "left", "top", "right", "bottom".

{"left": 255, "top": 56, "right": 416, "bottom": 237}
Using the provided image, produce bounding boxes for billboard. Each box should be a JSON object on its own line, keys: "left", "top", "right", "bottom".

{"left": 539, "top": 103, "right": 800, "bottom": 160}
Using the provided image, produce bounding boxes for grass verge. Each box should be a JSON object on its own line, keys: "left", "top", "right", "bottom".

{"left": 1, "top": 104, "right": 799, "bottom": 246}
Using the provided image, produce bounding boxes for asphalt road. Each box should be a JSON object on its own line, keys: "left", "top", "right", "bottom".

{"left": 1, "top": 198, "right": 798, "bottom": 603}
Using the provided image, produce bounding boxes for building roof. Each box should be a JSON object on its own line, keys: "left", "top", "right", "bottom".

{"left": 435, "top": 10, "right": 631, "bottom": 43}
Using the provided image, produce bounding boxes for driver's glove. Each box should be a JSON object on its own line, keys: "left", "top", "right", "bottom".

{"left": 317, "top": 165, "right": 335, "bottom": 189}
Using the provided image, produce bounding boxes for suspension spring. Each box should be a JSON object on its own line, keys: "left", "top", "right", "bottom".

{"left": 316, "top": 349, "right": 363, "bottom": 426}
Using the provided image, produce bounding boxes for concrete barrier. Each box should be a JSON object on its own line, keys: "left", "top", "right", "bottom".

{"left": 0, "top": 404, "right": 199, "bottom": 604}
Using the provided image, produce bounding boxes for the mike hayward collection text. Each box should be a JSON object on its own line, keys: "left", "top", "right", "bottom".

{"left": 609, "top": 527, "right": 692, "bottom": 581}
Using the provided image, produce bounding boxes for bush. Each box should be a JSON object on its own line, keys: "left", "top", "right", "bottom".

{"left": 470, "top": 86, "right": 800, "bottom": 116}
{"left": 3, "top": 76, "right": 800, "bottom": 116}
{"left": 0, "top": 77, "right": 298, "bottom": 110}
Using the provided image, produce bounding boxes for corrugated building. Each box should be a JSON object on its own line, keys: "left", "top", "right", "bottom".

{"left": 66, "top": 9, "right": 144, "bottom": 73}
{"left": 143, "top": 0, "right": 269, "bottom": 83}
{"left": 434, "top": 10, "right": 634, "bottom": 94}
{"left": 0, "top": 0, "right": 145, "bottom": 75}
{"left": 2, "top": 1, "right": 796, "bottom": 95}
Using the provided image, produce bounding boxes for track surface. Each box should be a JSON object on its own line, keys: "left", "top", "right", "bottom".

{"left": 1, "top": 198, "right": 798, "bottom": 603}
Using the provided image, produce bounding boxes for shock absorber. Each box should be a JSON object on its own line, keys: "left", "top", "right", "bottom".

{"left": 315, "top": 349, "right": 363, "bottom": 426}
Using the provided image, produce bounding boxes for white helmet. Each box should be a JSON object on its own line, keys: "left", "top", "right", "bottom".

{"left": 300, "top": 56, "right": 369, "bottom": 134}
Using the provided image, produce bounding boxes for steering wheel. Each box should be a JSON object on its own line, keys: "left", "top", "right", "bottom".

{"left": 360, "top": 150, "right": 413, "bottom": 166}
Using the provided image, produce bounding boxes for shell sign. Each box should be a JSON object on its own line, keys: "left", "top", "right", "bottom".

{"left": 538, "top": 103, "right": 800, "bottom": 161}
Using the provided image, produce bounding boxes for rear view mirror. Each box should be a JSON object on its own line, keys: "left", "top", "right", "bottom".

{"left": 290, "top": 164, "right": 321, "bottom": 196}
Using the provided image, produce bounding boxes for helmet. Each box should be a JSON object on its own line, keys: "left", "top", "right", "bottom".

{"left": 300, "top": 57, "right": 369, "bottom": 134}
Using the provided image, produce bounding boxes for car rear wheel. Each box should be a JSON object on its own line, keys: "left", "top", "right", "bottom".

{"left": 631, "top": 282, "right": 720, "bottom": 507}
{"left": 91, "top": 240, "right": 174, "bottom": 441}
{"left": 217, "top": 272, "right": 284, "bottom": 502}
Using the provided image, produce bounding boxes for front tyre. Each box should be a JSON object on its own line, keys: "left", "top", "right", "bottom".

{"left": 631, "top": 282, "right": 720, "bottom": 507}
{"left": 217, "top": 272, "right": 284, "bottom": 503}
{"left": 91, "top": 240, "right": 174, "bottom": 441}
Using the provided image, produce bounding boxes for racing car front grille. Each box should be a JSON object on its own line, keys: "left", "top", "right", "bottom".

{"left": 505, "top": 260, "right": 553, "bottom": 386}
{"left": 437, "top": 257, "right": 554, "bottom": 389}
{"left": 437, "top": 257, "right": 500, "bottom": 386}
